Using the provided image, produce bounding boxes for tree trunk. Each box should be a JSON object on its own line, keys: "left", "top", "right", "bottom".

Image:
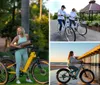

{"left": 40, "top": 0, "right": 42, "bottom": 19}
{"left": 21, "top": 0, "right": 29, "bottom": 34}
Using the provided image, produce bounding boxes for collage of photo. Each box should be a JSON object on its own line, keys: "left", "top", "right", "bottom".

{"left": 0, "top": 0, "right": 100, "bottom": 85}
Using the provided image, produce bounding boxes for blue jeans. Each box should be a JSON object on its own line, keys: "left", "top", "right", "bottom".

{"left": 69, "top": 19, "right": 76, "bottom": 27}
{"left": 58, "top": 19, "right": 65, "bottom": 31}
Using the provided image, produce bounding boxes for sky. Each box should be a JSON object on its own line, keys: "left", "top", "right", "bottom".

{"left": 45, "top": 0, "right": 100, "bottom": 14}
{"left": 50, "top": 43, "right": 99, "bottom": 62}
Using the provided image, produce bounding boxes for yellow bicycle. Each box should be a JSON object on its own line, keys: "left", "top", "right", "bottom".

{"left": 0, "top": 62, "right": 8, "bottom": 85}
{"left": 1, "top": 46, "right": 49, "bottom": 84}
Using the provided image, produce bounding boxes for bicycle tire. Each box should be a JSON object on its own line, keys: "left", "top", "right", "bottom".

{"left": 56, "top": 68, "right": 71, "bottom": 84}
{"left": 79, "top": 69, "right": 94, "bottom": 83}
{"left": 64, "top": 27, "right": 76, "bottom": 41}
{"left": 31, "top": 60, "right": 49, "bottom": 84}
{"left": 77, "top": 23, "right": 87, "bottom": 35}
{"left": 0, "top": 62, "right": 8, "bottom": 85}
{"left": 1, "top": 58, "right": 16, "bottom": 82}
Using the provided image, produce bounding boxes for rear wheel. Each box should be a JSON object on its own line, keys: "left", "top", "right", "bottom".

{"left": 31, "top": 60, "right": 49, "bottom": 84}
{"left": 56, "top": 68, "right": 71, "bottom": 84}
{"left": 77, "top": 23, "right": 87, "bottom": 35}
{"left": 80, "top": 69, "right": 94, "bottom": 83}
{"left": 0, "top": 62, "right": 8, "bottom": 85}
{"left": 1, "top": 59, "right": 16, "bottom": 82}
{"left": 64, "top": 27, "right": 76, "bottom": 41}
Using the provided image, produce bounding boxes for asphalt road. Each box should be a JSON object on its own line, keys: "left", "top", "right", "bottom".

{"left": 50, "top": 20, "right": 100, "bottom": 41}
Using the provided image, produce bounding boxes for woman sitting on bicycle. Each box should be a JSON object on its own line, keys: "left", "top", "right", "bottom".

{"left": 69, "top": 8, "right": 78, "bottom": 28}
{"left": 10, "top": 26, "right": 32, "bottom": 84}
{"left": 67, "top": 51, "right": 82, "bottom": 78}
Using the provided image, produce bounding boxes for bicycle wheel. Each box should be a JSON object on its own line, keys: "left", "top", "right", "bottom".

{"left": 31, "top": 60, "right": 49, "bottom": 84}
{"left": 1, "top": 59, "right": 16, "bottom": 82}
{"left": 56, "top": 68, "right": 71, "bottom": 84}
{"left": 64, "top": 27, "right": 76, "bottom": 41}
{"left": 80, "top": 69, "right": 94, "bottom": 83}
{"left": 77, "top": 23, "right": 87, "bottom": 35}
{"left": 0, "top": 62, "right": 8, "bottom": 85}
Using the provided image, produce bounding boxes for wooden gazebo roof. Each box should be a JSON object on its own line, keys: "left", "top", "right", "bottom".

{"left": 80, "top": 0, "right": 100, "bottom": 13}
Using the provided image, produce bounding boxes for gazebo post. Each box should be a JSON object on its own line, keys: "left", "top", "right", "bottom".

{"left": 92, "top": 10, "right": 93, "bottom": 21}
{"left": 89, "top": 10, "right": 90, "bottom": 21}
{"left": 79, "top": 12, "right": 81, "bottom": 20}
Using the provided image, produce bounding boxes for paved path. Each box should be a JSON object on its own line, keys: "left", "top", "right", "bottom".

{"left": 50, "top": 70, "right": 99, "bottom": 85}
{"left": 50, "top": 20, "right": 100, "bottom": 41}
{"left": 0, "top": 37, "right": 5, "bottom": 52}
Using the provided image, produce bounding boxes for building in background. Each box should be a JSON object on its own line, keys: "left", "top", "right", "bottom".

{"left": 79, "top": 44, "right": 100, "bottom": 84}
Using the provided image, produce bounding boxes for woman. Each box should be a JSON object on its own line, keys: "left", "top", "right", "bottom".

{"left": 69, "top": 8, "right": 78, "bottom": 27}
{"left": 57, "top": 5, "right": 67, "bottom": 32}
{"left": 10, "top": 26, "right": 32, "bottom": 84}
{"left": 67, "top": 51, "right": 82, "bottom": 78}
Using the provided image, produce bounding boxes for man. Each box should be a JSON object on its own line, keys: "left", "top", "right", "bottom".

{"left": 69, "top": 8, "right": 78, "bottom": 28}
{"left": 58, "top": 5, "right": 68, "bottom": 32}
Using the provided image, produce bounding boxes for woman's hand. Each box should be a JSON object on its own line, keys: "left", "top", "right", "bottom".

{"left": 16, "top": 45, "right": 22, "bottom": 48}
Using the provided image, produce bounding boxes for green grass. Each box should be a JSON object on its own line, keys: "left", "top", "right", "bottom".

{"left": 7, "top": 75, "right": 48, "bottom": 85}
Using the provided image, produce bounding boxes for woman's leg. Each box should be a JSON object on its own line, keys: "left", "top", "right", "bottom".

{"left": 22, "top": 51, "right": 29, "bottom": 78}
{"left": 62, "top": 20, "right": 65, "bottom": 26}
{"left": 58, "top": 19, "right": 62, "bottom": 31}
{"left": 15, "top": 51, "right": 21, "bottom": 80}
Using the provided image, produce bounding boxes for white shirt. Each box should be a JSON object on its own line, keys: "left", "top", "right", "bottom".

{"left": 69, "top": 11, "right": 77, "bottom": 20}
{"left": 68, "top": 56, "right": 81, "bottom": 67}
{"left": 58, "top": 9, "right": 68, "bottom": 20}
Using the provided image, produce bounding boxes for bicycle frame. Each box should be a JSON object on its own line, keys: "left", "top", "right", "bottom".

{"left": 7, "top": 51, "right": 36, "bottom": 74}
{"left": 69, "top": 63, "right": 84, "bottom": 78}
{"left": 65, "top": 19, "right": 79, "bottom": 29}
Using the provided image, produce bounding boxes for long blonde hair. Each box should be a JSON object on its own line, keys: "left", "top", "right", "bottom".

{"left": 17, "top": 26, "right": 25, "bottom": 36}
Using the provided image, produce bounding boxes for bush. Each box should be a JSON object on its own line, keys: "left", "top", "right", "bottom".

{"left": 30, "top": 15, "right": 49, "bottom": 60}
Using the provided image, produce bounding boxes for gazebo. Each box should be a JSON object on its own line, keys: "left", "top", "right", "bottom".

{"left": 80, "top": 0, "right": 100, "bottom": 21}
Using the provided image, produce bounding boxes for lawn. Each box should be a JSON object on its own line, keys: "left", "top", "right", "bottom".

{"left": 7, "top": 75, "right": 48, "bottom": 85}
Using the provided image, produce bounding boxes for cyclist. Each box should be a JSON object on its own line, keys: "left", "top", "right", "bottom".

{"left": 67, "top": 51, "right": 82, "bottom": 78}
{"left": 58, "top": 5, "right": 68, "bottom": 32}
{"left": 10, "top": 26, "right": 32, "bottom": 84}
{"left": 69, "top": 8, "right": 78, "bottom": 28}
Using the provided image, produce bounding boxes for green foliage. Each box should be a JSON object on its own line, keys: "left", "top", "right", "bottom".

{"left": 30, "top": 15, "right": 48, "bottom": 50}
{"left": 86, "top": 20, "right": 100, "bottom": 27}
{"left": 52, "top": 12, "right": 57, "bottom": 19}
{"left": 0, "top": 0, "right": 49, "bottom": 60}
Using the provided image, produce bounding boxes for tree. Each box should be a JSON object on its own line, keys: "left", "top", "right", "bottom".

{"left": 21, "top": 0, "right": 29, "bottom": 34}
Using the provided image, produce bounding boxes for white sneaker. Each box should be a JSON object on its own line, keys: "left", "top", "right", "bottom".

{"left": 16, "top": 80, "right": 21, "bottom": 84}
{"left": 26, "top": 78, "right": 33, "bottom": 83}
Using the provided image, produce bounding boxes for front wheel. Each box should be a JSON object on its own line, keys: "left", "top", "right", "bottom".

{"left": 80, "top": 69, "right": 94, "bottom": 83}
{"left": 64, "top": 27, "right": 76, "bottom": 41}
{"left": 56, "top": 68, "right": 71, "bottom": 84}
{"left": 1, "top": 58, "right": 16, "bottom": 82}
{"left": 0, "top": 62, "right": 8, "bottom": 85}
{"left": 31, "top": 60, "right": 49, "bottom": 84}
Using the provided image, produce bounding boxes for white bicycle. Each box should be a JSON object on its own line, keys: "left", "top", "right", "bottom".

{"left": 58, "top": 17, "right": 87, "bottom": 41}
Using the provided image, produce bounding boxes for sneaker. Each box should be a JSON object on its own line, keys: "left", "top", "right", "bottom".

{"left": 26, "top": 78, "right": 33, "bottom": 83}
{"left": 16, "top": 80, "right": 21, "bottom": 84}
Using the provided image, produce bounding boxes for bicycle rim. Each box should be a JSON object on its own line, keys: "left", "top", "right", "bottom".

{"left": 31, "top": 60, "right": 49, "bottom": 84}
{"left": 64, "top": 27, "right": 76, "bottom": 41}
{"left": 56, "top": 69, "right": 71, "bottom": 84}
{"left": 1, "top": 59, "right": 16, "bottom": 82}
{"left": 0, "top": 62, "right": 8, "bottom": 85}
{"left": 80, "top": 69, "right": 94, "bottom": 83}
{"left": 77, "top": 24, "right": 87, "bottom": 35}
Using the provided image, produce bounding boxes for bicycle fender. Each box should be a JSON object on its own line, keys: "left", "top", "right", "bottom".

{"left": 56, "top": 68, "right": 70, "bottom": 74}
